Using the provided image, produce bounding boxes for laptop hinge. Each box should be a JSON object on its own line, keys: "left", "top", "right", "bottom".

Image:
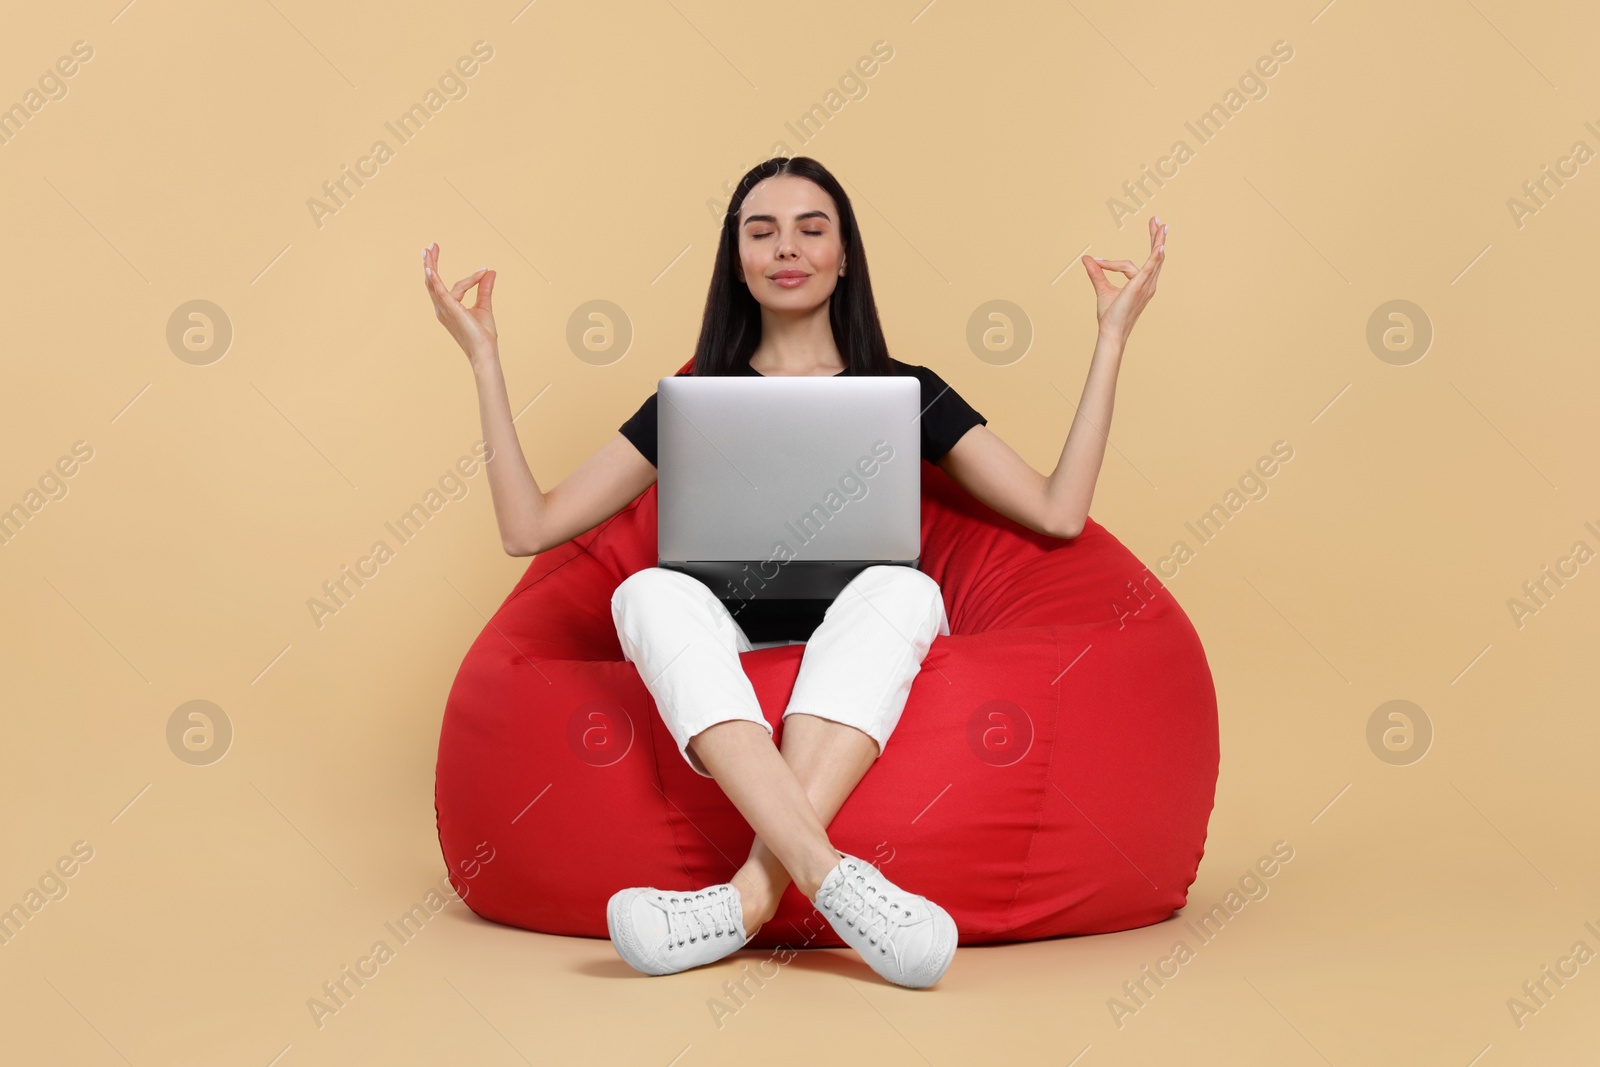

{"left": 660, "top": 558, "right": 920, "bottom": 602}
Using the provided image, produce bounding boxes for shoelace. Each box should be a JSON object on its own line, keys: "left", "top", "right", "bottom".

{"left": 822, "top": 860, "right": 905, "bottom": 955}
{"left": 662, "top": 888, "right": 741, "bottom": 951}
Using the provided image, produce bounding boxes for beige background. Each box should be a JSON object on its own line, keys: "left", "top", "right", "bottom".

{"left": 2, "top": 0, "right": 1596, "bottom": 1063}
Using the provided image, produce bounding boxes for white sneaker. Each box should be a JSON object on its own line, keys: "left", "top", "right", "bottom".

{"left": 606, "top": 882, "right": 754, "bottom": 976}
{"left": 813, "top": 851, "right": 958, "bottom": 988}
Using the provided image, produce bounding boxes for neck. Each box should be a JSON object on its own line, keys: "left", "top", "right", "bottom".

{"left": 749, "top": 305, "right": 844, "bottom": 374}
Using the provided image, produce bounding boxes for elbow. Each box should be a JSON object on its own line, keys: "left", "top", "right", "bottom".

{"left": 501, "top": 530, "right": 542, "bottom": 557}
{"left": 1042, "top": 487, "right": 1083, "bottom": 540}
{"left": 503, "top": 498, "right": 548, "bottom": 556}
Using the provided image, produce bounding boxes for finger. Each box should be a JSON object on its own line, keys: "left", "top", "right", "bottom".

{"left": 450, "top": 268, "right": 488, "bottom": 302}
{"left": 1139, "top": 234, "right": 1168, "bottom": 271}
{"left": 1081, "top": 254, "right": 1113, "bottom": 293}
{"left": 423, "top": 262, "right": 461, "bottom": 317}
{"left": 1092, "top": 257, "right": 1139, "bottom": 278}
{"left": 1140, "top": 245, "right": 1166, "bottom": 291}
{"left": 423, "top": 244, "right": 446, "bottom": 295}
{"left": 472, "top": 269, "right": 495, "bottom": 311}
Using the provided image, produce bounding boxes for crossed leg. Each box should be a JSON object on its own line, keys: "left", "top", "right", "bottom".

{"left": 618, "top": 564, "right": 948, "bottom": 940}
{"left": 688, "top": 711, "right": 878, "bottom": 937}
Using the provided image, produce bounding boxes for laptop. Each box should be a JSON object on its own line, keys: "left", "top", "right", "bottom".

{"left": 657, "top": 375, "right": 922, "bottom": 643}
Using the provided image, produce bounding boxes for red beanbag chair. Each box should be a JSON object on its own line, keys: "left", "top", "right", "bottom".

{"left": 434, "top": 367, "right": 1219, "bottom": 948}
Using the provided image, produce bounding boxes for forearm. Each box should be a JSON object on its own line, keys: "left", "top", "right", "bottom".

{"left": 1045, "top": 331, "right": 1126, "bottom": 536}
{"left": 471, "top": 351, "right": 546, "bottom": 553}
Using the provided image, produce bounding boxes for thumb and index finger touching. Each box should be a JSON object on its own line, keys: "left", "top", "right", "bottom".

{"left": 451, "top": 267, "right": 494, "bottom": 308}
{"left": 423, "top": 242, "right": 495, "bottom": 315}
{"left": 1082, "top": 220, "right": 1167, "bottom": 293}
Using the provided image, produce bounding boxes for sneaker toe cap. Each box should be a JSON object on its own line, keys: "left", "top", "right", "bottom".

{"left": 607, "top": 889, "right": 671, "bottom": 974}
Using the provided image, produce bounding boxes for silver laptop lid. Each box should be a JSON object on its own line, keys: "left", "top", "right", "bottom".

{"left": 657, "top": 376, "right": 921, "bottom": 564}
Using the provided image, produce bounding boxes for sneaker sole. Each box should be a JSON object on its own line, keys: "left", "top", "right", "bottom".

{"left": 607, "top": 888, "right": 671, "bottom": 976}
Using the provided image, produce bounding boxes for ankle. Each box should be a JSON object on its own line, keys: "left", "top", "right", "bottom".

{"left": 795, "top": 847, "right": 845, "bottom": 902}
{"left": 730, "top": 870, "right": 780, "bottom": 935}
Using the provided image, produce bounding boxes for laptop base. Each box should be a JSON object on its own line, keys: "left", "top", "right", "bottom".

{"left": 724, "top": 598, "right": 829, "bottom": 643}
{"left": 660, "top": 559, "right": 922, "bottom": 643}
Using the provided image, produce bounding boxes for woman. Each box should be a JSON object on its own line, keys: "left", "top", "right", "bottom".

{"left": 422, "top": 156, "right": 1166, "bottom": 988}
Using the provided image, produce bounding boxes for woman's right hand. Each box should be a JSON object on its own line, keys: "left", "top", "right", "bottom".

{"left": 422, "top": 242, "right": 498, "bottom": 367}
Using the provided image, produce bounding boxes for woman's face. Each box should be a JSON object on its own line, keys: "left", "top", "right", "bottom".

{"left": 735, "top": 175, "right": 846, "bottom": 311}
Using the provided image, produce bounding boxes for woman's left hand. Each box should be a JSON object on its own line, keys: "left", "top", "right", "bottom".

{"left": 1081, "top": 215, "right": 1167, "bottom": 345}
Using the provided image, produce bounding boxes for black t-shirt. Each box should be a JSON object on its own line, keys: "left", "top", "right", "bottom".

{"left": 618, "top": 357, "right": 987, "bottom": 468}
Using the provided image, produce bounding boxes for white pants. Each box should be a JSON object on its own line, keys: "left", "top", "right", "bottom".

{"left": 610, "top": 565, "right": 950, "bottom": 777}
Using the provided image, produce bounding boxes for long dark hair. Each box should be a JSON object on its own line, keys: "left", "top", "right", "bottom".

{"left": 690, "top": 156, "right": 892, "bottom": 377}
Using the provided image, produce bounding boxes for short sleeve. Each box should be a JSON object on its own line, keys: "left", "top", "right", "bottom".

{"left": 910, "top": 364, "right": 987, "bottom": 464}
{"left": 618, "top": 392, "right": 659, "bottom": 467}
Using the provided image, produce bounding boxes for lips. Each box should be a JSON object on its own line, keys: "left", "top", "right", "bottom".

{"left": 770, "top": 271, "right": 809, "bottom": 280}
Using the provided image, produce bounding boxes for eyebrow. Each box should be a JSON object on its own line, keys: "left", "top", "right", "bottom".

{"left": 742, "top": 210, "right": 832, "bottom": 226}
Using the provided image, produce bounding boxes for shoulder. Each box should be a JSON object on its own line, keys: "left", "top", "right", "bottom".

{"left": 643, "top": 369, "right": 693, "bottom": 397}
{"left": 886, "top": 357, "right": 939, "bottom": 382}
{"left": 885, "top": 358, "right": 956, "bottom": 394}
